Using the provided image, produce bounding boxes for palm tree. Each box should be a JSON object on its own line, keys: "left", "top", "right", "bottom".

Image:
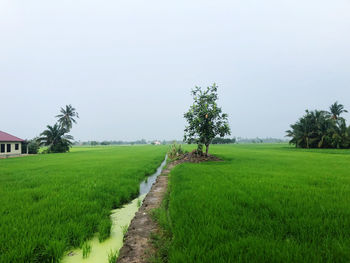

{"left": 329, "top": 102, "right": 348, "bottom": 120}
{"left": 331, "top": 118, "right": 350, "bottom": 148}
{"left": 38, "top": 124, "right": 73, "bottom": 153}
{"left": 286, "top": 112, "right": 315, "bottom": 148}
{"left": 56, "top": 104, "right": 79, "bottom": 131}
{"left": 308, "top": 110, "right": 331, "bottom": 148}
{"left": 315, "top": 115, "right": 333, "bottom": 148}
{"left": 287, "top": 103, "right": 350, "bottom": 149}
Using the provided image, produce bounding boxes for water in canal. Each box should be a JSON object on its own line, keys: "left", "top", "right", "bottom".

{"left": 62, "top": 156, "right": 167, "bottom": 263}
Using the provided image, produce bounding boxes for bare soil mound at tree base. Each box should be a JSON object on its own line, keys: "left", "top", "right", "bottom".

{"left": 178, "top": 151, "right": 222, "bottom": 163}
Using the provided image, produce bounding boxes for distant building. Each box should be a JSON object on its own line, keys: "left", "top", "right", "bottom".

{"left": 0, "top": 131, "right": 24, "bottom": 157}
{"left": 154, "top": 140, "right": 161, "bottom": 145}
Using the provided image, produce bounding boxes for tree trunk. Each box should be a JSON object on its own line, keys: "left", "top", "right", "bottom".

{"left": 205, "top": 144, "right": 209, "bottom": 156}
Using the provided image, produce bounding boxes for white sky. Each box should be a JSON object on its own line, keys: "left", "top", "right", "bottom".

{"left": 1, "top": 0, "right": 349, "bottom": 141}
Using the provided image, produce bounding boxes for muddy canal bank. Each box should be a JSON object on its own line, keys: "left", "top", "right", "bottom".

{"left": 117, "top": 153, "right": 220, "bottom": 263}
{"left": 117, "top": 161, "right": 178, "bottom": 263}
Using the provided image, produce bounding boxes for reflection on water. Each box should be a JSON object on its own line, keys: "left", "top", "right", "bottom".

{"left": 139, "top": 156, "right": 167, "bottom": 196}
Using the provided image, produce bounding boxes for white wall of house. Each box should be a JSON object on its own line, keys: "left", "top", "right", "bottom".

{"left": 0, "top": 142, "right": 22, "bottom": 156}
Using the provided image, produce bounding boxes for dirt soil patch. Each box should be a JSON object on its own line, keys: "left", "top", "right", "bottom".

{"left": 116, "top": 161, "right": 178, "bottom": 263}
{"left": 178, "top": 150, "right": 222, "bottom": 163}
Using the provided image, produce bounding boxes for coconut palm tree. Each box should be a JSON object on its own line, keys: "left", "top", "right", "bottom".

{"left": 286, "top": 111, "right": 315, "bottom": 148}
{"left": 331, "top": 118, "right": 350, "bottom": 148}
{"left": 56, "top": 104, "right": 79, "bottom": 131}
{"left": 38, "top": 123, "right": 73, "bottom": 153}
{"left": 329, "top": 102, "right": 348, "bottom": 120}
{"left": 287, "top": 103, "right": 350, "bottom": 149}
{"left": 315, "top": 113, "right": 333, "bottom": 148}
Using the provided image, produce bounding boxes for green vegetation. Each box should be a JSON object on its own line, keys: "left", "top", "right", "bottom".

{"left": 121, "top": 225, "right": 129, "bottom": 236}
{"left": 81, "top": 242, "right": 91, "bottom": 259}
{"left": 184, "top": 84, "right": 230, "bottom": 155}
{"left": 21, "top": 138, "right": 40, "bottom": 154}
{"left": 38, "top": 123, "right": 74, "bottom": 153}
{"left": 287, "top": 102, "right": 350, "bottom": 148}
{"left": 56, "top": 104, "right": 79, "bottom": 132}
{"left": 108, "top": 249, "right": 119, "bottom": 263}
{"left": 0, "top": 146, "right": 166, "bottom": 263}
{"left": 38, "top": 104, "right": 79, "bottom": 153}
{"left": 211, "top": 137, "right": 236, "bottom": 144}
{"left": 137, "top": 198, "right": 142, "bottom": 208}
{"left": 155, "top": 144, "right": 350, "bottom": 262}
{"left": 167, "top": 143, "right": 186, "bottom": 160}
{"left": 97, "top": 217, "right": 112, "bottom": 242}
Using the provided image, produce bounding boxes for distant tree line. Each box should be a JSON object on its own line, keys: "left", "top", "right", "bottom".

{"left": 286, "top": 102, "right": 350, "bottom": 148}
{"left": 236, "top": 137, "right": 287, "bottom": 144}
{"left": 82, "top": 139, "right": 148, "bottom": 146}
{"left": 76, "top": 139, "right": 183, "bottom": 146}
{"left": 211, "top": 137, "right": 236, "bottom": 144}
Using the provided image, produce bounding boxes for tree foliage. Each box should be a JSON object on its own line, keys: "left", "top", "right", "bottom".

{"left": 90, "top": 141, "right": 99, "bottom": 146}
{"left": 286, "top": 102, "right": 350, "bottom": 148}
{"left": 56, "top": 104, "right": 79, "bottom": 132}
{"left": 329, "top": 101, "right": 348, "bottom": 120}
{"left": 184, "top": 84, "right": 231, "bottom": 155}
{"left": 167, "top": 142, "right": 185, "bottom": 160}
{"left": 38, "top": 124, "right": 73, "bottom": 153}
{"left": 21, "top": 138, "right": 40, "bottom": 154}
{"left": 212, "top": 137, "right": 236, "bottom": 144}
{"left": 37, "top": 104, "right": 79, "bottom": 153}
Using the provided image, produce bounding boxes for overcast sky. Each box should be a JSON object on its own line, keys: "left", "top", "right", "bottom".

{"left": 1, "top": 0, "right": 349, "bottom": 141}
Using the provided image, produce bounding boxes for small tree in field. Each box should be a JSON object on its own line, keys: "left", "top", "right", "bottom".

{"left": 184, "top": 84, "right": 231, "bottom": 155}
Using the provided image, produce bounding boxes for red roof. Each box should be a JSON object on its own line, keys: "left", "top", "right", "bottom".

{"left": 0, "top": 131, "right": 24, "bottom": 142}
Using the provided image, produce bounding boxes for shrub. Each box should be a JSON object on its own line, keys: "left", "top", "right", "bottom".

{"left": 167, "top": 143, "right": 185, "bottom": 160}
{"left": 22, "top": 139, "right": 40, "bottom": 154}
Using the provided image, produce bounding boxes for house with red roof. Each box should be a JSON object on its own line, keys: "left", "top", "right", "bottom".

{"left": 0, "top": 131, "right": 24, "bottom": 156}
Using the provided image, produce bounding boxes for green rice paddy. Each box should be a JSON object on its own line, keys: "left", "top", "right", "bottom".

{"left": 0, "top": 146, "right": 167, "bottom": 263}
{"left": 2, "top": 144, "right": 350, "bottom": 262}
{"left": 155, "top": 144, "right": 350, "bottom": 262}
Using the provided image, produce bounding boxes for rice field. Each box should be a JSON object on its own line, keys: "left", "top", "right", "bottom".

{"left": 0, "top": 145, "right": 167, "bottom": 263}
{"left": 154, "top": 144, "right": 350, "bottom": 262}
